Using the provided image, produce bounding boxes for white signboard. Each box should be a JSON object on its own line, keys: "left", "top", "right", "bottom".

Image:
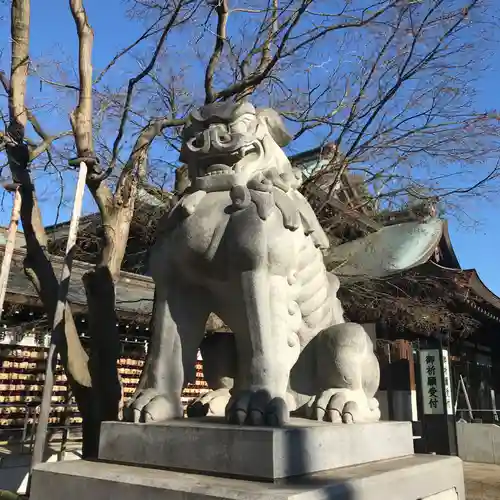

{"left": 442, "top": 349, "right": 454, "bottom": 416}
{"left": 419, "top": 349, "right": 444, "bottom": 415}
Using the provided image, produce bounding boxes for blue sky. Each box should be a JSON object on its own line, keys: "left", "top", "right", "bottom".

{"left": 1, "top": 0, "right": 499, "bottom": 295}
{"left": 445, "top": 53, "right": 500, "bottom": 291}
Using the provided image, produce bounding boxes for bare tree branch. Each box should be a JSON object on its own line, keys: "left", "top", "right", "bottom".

{"left": 69, "top": 0, "right": 94, "bottom": 158}
{"left": 204, "top": 0, "right": 228, "bottom": 103}
{"left": 115, "top": 115, "right": 186, "bottom": 204}
{"left": 94, "top": 23, "right": 166, "bottom": 86}
{"left": 214, "top": 0, "right": 397, "bottom": 101}
{"left": 1, "top": 68, "right": 73, "bottom": 160}
{"left": 316, "top": 0, "right": 483, "bottom": 212}
{"left": 108, "top": 0, "right": 185, "bottom": 174}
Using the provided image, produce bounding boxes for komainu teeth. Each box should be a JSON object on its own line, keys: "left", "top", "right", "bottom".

{"left": 240, "top": 144, "right": 256, "bottom": 156}
{"left": 206, "top": 169, "right": 232, "bottom": 176}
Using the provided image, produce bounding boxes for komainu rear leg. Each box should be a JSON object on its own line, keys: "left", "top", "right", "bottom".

{"left": 306, "top": 322, "right": 381, "bottom": 424}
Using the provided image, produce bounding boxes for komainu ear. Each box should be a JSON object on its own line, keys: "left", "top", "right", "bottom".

{"left": 257, "top": 108, "right": 293, "bottom": 147}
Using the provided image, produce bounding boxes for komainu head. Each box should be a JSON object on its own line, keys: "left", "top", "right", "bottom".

{"left": 180, "top": 100, "right": 296, "bottom": 192}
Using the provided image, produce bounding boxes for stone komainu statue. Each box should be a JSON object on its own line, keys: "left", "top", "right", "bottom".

{"left": 124, "top": 100, "right": 381, "bottom": 426}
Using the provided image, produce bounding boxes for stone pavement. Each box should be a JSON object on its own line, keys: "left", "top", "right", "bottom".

{"left": 0, "top": 443, "right": 81, "bottom": 496}
{"left": 1, "top": 451, "right": 499, "bottom": 499}
{"left": 464, "top": 462, "right": 500, "bottom": 500}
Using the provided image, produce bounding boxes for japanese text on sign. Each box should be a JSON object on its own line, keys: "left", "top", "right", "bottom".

{"left": 419, "top": 349, "right": 444, "bottom": 415}
{"left": 442, "top": 349, "right": 453, "bottom": 415}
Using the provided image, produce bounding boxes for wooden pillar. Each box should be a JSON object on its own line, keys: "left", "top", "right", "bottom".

{"left": 389, "top": 340, "right": 418, "bottom": 422}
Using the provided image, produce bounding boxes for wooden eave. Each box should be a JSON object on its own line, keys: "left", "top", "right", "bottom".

{"left": 420, "top": 261, "right": 500, "bottom": 324}
{"left": 0, "top": 245, "right": 226, "bottom": 331}
{"left": 0, "top": 245, "right": 154, "bottom": 319}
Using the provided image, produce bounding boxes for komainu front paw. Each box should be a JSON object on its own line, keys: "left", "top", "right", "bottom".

{"left": 187, "top": 388, "right": 232, "bottom": 418}
{"left": 306, "top": 389, "right": 380, "bottom": 424}
{"left": 225, "top": 389, "right": 289, "bottom": 427}
{"left": 123, "top": 389, "right": 183, "bottom": 423}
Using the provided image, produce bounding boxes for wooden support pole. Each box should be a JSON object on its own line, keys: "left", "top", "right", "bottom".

{"left": 459, "top": 375, "right": 474, "bottom": 421}
{"left": 0, "top": 184, "right": 22, "bottom": 320}
{"left": 29, "top": 162, "right": 88, "bottom": 476}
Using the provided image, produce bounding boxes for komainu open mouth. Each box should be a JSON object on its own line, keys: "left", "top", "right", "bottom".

{"left": 201, "top": 141, "right": 263, "bottom": 177}
{"left": 206, "top": 164, "right": 233, "bottom": 176}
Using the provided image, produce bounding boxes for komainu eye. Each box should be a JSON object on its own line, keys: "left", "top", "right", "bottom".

{"left": 232, "top": 121, "right": 247, "bottom": 134}
{"left": 232, "top": 115, "right": 255, "bottom": 134}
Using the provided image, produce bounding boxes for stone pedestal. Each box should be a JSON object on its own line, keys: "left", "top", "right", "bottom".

{"left": 98, "top": 418, "right": 414, "bottom": 480}
{"left": 30, "top": 418, "right": 466, "bottom": 500}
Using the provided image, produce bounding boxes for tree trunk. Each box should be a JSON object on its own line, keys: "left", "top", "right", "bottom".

{"left": 80, "top": 203, "right": 135, "bottom": 456}
{"left": 81, "top": 266, "right": 121, "bottom": 456}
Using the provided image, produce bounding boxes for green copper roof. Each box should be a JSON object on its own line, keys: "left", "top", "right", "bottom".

{"left": 326, "top": 217, "right": 444, "bottom": 281}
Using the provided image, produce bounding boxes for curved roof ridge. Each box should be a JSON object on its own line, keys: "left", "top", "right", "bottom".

{"left": 439, "top": 220, "right": 461, "bottom": 269}
{"left": 464, "top": 268, "right": 500, "bottom": 312}
{"left": 427, "top": 260, "right": 500, "bottom": 314}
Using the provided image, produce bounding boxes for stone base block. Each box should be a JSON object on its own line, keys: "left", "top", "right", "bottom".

{"left": 30, "top": 454, "right": 465, "bottom": 500}
{"left": 98, "top": 418, "right": 414, "bottom": 480}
